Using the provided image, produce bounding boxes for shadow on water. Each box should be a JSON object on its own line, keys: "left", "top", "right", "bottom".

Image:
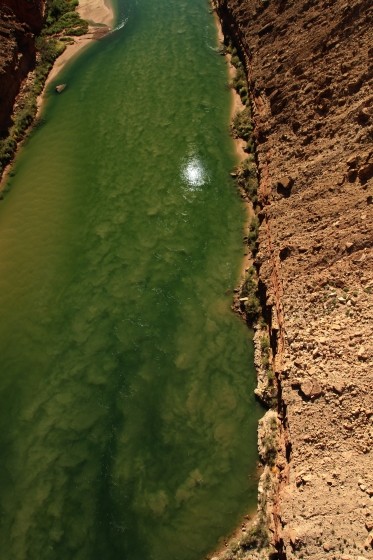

{"left": 0, "top": 0, "right": 262, "bottom": 558}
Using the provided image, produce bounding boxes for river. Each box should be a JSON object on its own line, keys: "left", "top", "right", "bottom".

{"left": 0, "top": 0, "right": 262, "bottom": 558}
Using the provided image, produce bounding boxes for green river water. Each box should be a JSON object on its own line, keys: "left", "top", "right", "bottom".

{"left": 0, "top": 0, "right": 262, "bottom": 558}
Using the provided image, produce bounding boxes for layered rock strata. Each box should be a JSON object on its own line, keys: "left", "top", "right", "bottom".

{"left": 216, "top": 0, "right": 373, "bottom": 558}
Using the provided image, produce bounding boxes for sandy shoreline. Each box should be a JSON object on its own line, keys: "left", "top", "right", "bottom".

{"left": 214, "top": 13, "right": 247, "bottom": 162}
{"left": 206, "top": 15, "right": 259, "bottom": 559}
{"left": 226, "top": 57, "right": 247, "bottom": 162}
{"left": 44, "top": 0, "right": 114, "bottom": 89}
{"left": 0, "top": 0, "right": 114, "bottom": 191}
{"left": 214, "top": 14, "right": 253, "bottom": 280}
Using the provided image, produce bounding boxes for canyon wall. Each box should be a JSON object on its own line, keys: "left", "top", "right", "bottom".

{"left": 216, "top": 0, "right": 372, "bottom": 558}
{"left": 0, "top": 0, "right": 372, "bottom": 557}
{"left": 0, "top": 0, "right": 44, "bottom": 135}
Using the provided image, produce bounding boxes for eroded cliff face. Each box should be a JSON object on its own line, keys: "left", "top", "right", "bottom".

{"left": 216, "top": 0, "right": 373, "bottom": 558}
{"left": 0, "top": 0, "right": 44, "bottom": 135}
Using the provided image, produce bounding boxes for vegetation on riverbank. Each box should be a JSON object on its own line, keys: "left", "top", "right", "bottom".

{"left": 213, "top": 30, "right": 280, "bottom": 560}
{"left": 0, "top": 0, "right": 88, "bottom": 184}
{"left": 225, "top": 41, "right": 262, "bottom": 330}
{"left": 227, "top": 29, "right": 279, "bottom": 426}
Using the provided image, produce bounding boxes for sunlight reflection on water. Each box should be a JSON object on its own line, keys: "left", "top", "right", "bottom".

{"left": 180, "top": 152, "right": 209, "bottom": 191}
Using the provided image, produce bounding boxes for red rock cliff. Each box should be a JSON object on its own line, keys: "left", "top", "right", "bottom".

{"left": 0, "top": 0, "right": 44, "bottom": 135}
{"left": 216, "top": 0, "right": 373, "bottom": 558}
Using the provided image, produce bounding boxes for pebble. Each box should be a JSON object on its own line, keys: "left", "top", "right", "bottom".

{"left": 332, "top": 382, "right": 344, "bottom": 394}
{"left": 357, "top": 346, "right": 368, "bottom": 360}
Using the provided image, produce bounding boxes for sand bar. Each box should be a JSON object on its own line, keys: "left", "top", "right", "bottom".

{"left": 45, "top": 0, "right": 114, "bottom": 87}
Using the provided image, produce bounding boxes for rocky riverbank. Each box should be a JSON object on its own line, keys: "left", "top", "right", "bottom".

{"left": 213, "top": 0, "right": 373, "bottom": 558}
{"left": 0, "top": 0, "right": 44, "bottom": 137}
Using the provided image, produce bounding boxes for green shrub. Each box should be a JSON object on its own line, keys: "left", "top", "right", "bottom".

{"left": 231, "top": 66, "right": 248, "bottom": 101}
{"left": 267, "top": 368, "right": 275, "bottom": 385}
{"left": 45, "top": 0, "right": 79, "bottom": 25}
{"left": 231, "top": 54, "right": 240, "bottom": 67}
{"left": 260, "top": 335, "right": 275, "bottom": 386}
{"left": 241, "top": 521, "right": 269, "bottom": 550}
{"left": 0, "top": 137, "right": 17, "bottom": 173}
{"left": 231, "top": 107, "right": 252, "bottom": 141}
{"left": 12, "top": 102, "right": 37, "bottom": 140}
{"left": 241, "top": 266, "right": 261, "bottom": 323}
{"left": 241, "top": 265, "right": 256, "bottom": 297}
{"left": 236, "top": 157, "right": 258, "bottom": 204}
{"left": 43, "top": 11, "right": 88, "bottom": 36}
{"left": 261, "top": 416, "right": 278, "bottom": 465}
{"left": 36, "top": 36, "right": 65, "bottom": 64}
{"left": 43, "top": 0, "right": 87, "bottom": 36}
{"left": 260, "top": 335, "right": 269, "bottom": 352}
{"left": 247, "top": 215, "right": 259, "bottom": 254}
{"left": 245, "top": 295, "right": 261, "bottom": 321}
{"left": 245, "top": 137, "right": 255, "bottom": 153}
{"left": 262, "top": 351, "right": 270, "bottom": 374}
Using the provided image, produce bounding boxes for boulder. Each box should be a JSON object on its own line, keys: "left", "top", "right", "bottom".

{"left": 55, "top": 84, "right": 67, "bottom": 94}
{"left": 300, "top": 378, "right": 323, "bottom": 399}
{"left": 358, "top": 162, "right": 373, "bottom": 183}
